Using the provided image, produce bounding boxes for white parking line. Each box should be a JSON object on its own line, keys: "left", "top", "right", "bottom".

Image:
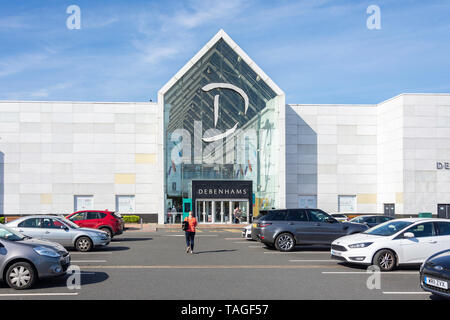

{"left": 70, "top": 252, "right": 112, "bottom": 255}
{"left": 264, "top": 251, "right": 330, "bottom": 254}
{"left": 161, "top": 235, "right": 218, "bottom": 237}
{"left": 0, "top": 293, "right": 79, "bottom": 297}
{"left": 225, "top": 238, "right": 244, "bottom": 240}
{"left": 322, "top": 271, "right": 419, "bottom": 274}
{"left": 233, "top": 241, "right": 252, "bottom": 243}
{"left": 383, "top": 292, "right": 430, "bottom": 295}
{"left": 290, "top": 260, "right": 335, "bottom": 262}
{"left": 71, "top": 260, "right": 107, "bottom": 263}
{"left": 248, "top": 245, "right": 265, "bottom": 248}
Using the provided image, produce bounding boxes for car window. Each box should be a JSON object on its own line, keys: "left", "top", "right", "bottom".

{"left": 405, "top": 223, "right": 435, "bottom": 238}
{"left": 379, "top": 217, "right": 392, "bottom": 223}
{"left": 70, "top": 212, "right": 86, "bottom": 221}
{"left": 40, "top": 218, "right": 65, "bottom": 229}
{"left": 364, "top": 221, "right": 412, "bottom": 236}
{"left": 308, "top": 209, "right": 330, "bottom": 222}
{"left": 350, "top": 217, "right": 363, "bottom": 223}
{"left": 437, "top": 222, "right": 450, "bottom": 236}
{"left": 18, "top": 218, "right": 41, "bottom": 228}
{"left": 86, "top": 212, "right": 99, "bottom": 220}
{"left": 366, "top": 217, "right": 377, "bottom": 224}
{"left": 287, "top": 209, "right": 308, "bottom": 222}
{"left": 99, "top": 212, "right": 107, "bottom": 219}
{"left": 0, "top": 225, "right": 25, "bottom": 241}
{"left": 263, "top": 210, "right": 287, "bottom": 221}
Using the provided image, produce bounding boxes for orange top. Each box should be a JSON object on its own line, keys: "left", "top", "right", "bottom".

{"left": 184, "top": 217, "right": 197, "bottom": 232}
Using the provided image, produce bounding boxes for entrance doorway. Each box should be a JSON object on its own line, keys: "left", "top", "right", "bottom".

{"left": 438, "top": 204, "right": 450, "bottom": 219}
{"left": 384, "top": 203, "right": 395, "bottom": 217}
{"left": 195, "top": 199, "right": 250, "bottom": 224}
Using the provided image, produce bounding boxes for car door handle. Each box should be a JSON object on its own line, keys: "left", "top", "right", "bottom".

{"left": 428, "top": 240, "right": 438, "bottom": 244}
{"left": 45, "top": 231, "right": 50, "bottom": 234}
{"left": 315, "top": 223, "right": 320, "bottom": 226}
{"left": 288, "top": 222, "right": 294, "bottom": 225}
{"left": 18, "top": 229, "right": 24, "bottom": 233}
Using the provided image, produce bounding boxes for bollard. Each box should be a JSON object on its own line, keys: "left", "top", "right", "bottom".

{"left": 140, "top": 218, "right": 143, "bottom": 230}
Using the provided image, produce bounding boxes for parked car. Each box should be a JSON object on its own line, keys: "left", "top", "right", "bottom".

{"left": 331, "top": 214, "right": 348, "bottom": 222}
{"left": 242, "top": 225, "right": 253, "bottom": 240}
{"left": 251, "top": 208, "right": 368, "bottom": 251}
{"left": 242, "top": 210, "right": 271, "bottom": 240}
{"left": 349, "top": 215, "right": 394, "bottom": 228}
{"left": 6, "top": 215, "right": 110, "bottom": 252}
{"left": 0, "top": 223, "right": 70, "bottom": 289}
{"left": 331, "top": 218, "right": 450, "bottom": 271}
{"left": 65, "top": 210, "right": 124, "bottom": 238}
{"left": 420, "top": 249, "right": 450, "bottom": 299}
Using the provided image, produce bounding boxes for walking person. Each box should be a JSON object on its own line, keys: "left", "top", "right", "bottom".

{"left": 183, "top": 211, "right": 197, "bottom": 254}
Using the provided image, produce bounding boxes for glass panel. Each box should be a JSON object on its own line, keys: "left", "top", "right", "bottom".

{"left": 164, "top": 39, "right": 283, "bottom": 220}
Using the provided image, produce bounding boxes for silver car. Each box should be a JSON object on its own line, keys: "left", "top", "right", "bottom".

{"left": 6, "top": 215, "right": 110, "bottom": 252}
{"left": 0, "top": 223, "right": 71, "bottom": 289}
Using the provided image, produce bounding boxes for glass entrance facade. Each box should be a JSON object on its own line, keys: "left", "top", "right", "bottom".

{"left": 162, "top": 37, "right": 284, "bottom": 222}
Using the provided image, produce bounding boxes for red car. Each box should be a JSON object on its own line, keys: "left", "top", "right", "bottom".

{"left": 66, "top": 210, "right": 124, "bottom": 238}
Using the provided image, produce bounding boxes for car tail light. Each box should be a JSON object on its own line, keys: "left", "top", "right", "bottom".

{"left": 258, "top": 222, "right": 272, "bottom": 228}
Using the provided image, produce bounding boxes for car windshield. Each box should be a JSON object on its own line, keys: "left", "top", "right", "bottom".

{"left": 350, "top": 217, "right": 364, "bottom": 223}
{"left": 0, "top": 224, "right": 25, "bottom": 241}
{"left": 363, "top": 220, "right": 412, "bottom": 236}
{"left": 57, "top": 217, "right": 79, "bottom": 229}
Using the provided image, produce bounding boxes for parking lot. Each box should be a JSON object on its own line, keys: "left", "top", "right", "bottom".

{"left": 0, "top": 228, "right": 442, "bottom": 300}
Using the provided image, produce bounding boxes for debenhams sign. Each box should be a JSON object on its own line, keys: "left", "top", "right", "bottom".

{"left": 437, "top": 162, "right": 450, "bottom": 170}
{"left": 192, "top": 180, "right": 252, "bottom": 200}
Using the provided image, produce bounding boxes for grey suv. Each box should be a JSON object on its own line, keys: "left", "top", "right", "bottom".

{"left": 0, "top": 224, "right": 70, "bottom": 289}
{"left": 251, "top": 208, "right": 369, "bottom": 251}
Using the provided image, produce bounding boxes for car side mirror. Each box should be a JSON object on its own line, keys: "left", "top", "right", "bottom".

{"left": 403, "top": 232, "right": 415, "bottom": 238}
{"left": 0, "top": 242, "right": 4, "bottom": 248}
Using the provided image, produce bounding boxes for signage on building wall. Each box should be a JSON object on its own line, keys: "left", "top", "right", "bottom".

{"left": 192, "top": 180, "right": 253, "bottom": 200}
{"left": 437, "top": 162, "right": 450, "bottom": 170}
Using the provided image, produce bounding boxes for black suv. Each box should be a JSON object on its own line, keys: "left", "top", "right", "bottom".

{"left": 251, "top": 208, "right": 369, "bottom": 251}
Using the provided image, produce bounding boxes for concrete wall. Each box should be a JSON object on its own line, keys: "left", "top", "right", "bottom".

{"left": 401, "top": 94, "right": 450, "bottom": 215}
{"left": 376, "top": 95, "right": 404, "bottom": 214}
{"left": 286, "top": 103, "right": 378, "bottom": 214}
{"left": 0, "top": 101, "right": 160, "bottom": 217}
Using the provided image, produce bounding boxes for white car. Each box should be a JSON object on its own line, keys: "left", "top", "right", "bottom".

{"left": 242, "top": 224, "right": 253, "bottom": 240}
{"left": 331, "top": 214, "right": 348, "bottom": 222}
{"left": 331, "top": 218, "right": 450, "bottom": 271}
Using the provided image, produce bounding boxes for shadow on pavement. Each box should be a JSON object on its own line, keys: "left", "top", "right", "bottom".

{"left": 68, "top": 246, "right": 131, "bottom": 253}
{"left": 263, "top": 245, "right": 331, "bottom": 252}
{"left": 1, "top": 271, "right": 111, "bottom": 290}
{"left": 112, "top": 237, "right": 153, "bottom": 242}
{"left": 193, "top": 249, "right": 237, "bottom": 254}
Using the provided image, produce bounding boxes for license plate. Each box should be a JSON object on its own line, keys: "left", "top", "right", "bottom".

{"left": 253, "top": 223, "right": 257, "bottom": 228}
{"left": 331, "top": 250, "right": 341, "bottom": 257}
{"left": 425, "top": 276, "right": 448, "bottom": 290}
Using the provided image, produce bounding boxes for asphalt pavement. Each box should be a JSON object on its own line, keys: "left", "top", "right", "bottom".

{"left": 0, "top": 228, "right": 443, "bottom": 300}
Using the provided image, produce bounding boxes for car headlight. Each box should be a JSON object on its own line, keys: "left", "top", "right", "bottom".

{"left": 348, "top": 242, "right": 373, "bottom": 249}
{"left": 33, "top": 246, "right": 60, "bottom": 258}
{"left": 96, "top": 233, "right": 108, "bottom": 239}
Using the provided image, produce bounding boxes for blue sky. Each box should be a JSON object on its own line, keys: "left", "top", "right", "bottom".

{"left": 0, "top": 0, "right": 449, "bottom": 104}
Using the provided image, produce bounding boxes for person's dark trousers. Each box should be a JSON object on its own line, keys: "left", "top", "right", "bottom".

{"left": 185, "top": 231, "right": 196, "bottom": 250}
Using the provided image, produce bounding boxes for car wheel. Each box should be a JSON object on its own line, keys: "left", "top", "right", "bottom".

{"left": 100, "top": 227, "right": 113, "bottom": 238}
{"left": 6, "top": 262, "right": 36, "bottom": 290}
{"left": 75, "top": 236, "right": 93, "bottom": 252}
{"left": 373, "top": 249, "right": 396, "bottom": 271}
{"left": 274, "top": 233, "right": 295, "bottom": 252}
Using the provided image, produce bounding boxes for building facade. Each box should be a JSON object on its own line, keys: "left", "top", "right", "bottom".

{"left": 0, "top": 30, "right": 449, "bottom": 223}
